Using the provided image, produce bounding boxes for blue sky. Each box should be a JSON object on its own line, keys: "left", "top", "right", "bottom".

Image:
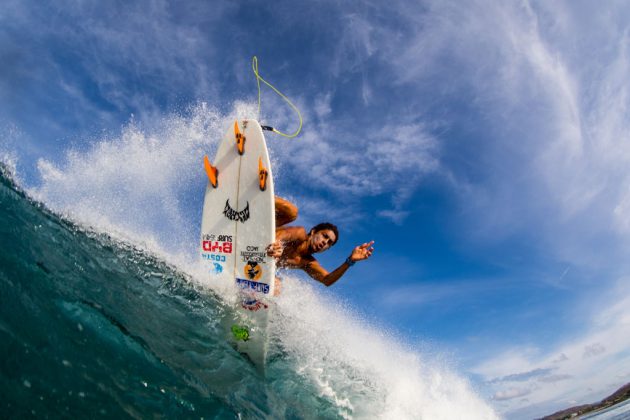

{"left": 2, "top": 0, "right": 630, "bottom": 417}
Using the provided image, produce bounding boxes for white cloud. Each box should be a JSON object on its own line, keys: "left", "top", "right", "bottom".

{"left": 377, "top": 209, "right": 410, "bottom": 225}
{"left": 552, "top": 353, "right": 569, "bottom": 363}
{"left": 330, "top": 14, "right": 375, "bottom": 77}
{"left": 583, "top": 343, "right": 606, "bottom": 359}
{"left": 538, "top": 374, "right": 572, "bottom": 383}
{"left": 265, "top": 93, "right": 440, "bottom": 223}
{"left": 493, "top": 387, "right": 531, "bottom": 401}
{"left": 313, "top": 93, "right": 332, "bottom": 119}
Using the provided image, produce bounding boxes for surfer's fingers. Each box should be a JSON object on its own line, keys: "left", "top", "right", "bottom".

{"left": 360, "top": 241, "right": 375, "bottom": 249}
{"left": 266, "top": 242, "right": 282, "bottom": 257}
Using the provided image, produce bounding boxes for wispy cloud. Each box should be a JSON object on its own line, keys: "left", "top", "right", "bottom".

{"left": 265, "top": 95, "right": 440, "bottom": 223}
{"left": 583, "top": 343, "right": 606, "bottom": 359}
{"left": 378, "top": 278, "right": 503, "bottom": 308}
{"left": 0, "top": 0, "right": 230, "bottom": 147}
{"left": 492, "top": 387, "right": 531, "bottom": 401}
{"left": 489, "top": 368, "right": 555, "bottom": 384}
{"left": 365, "top": 0, "right": 630, "bottom": 266}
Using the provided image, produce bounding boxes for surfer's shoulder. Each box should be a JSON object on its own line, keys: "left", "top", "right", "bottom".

{"left": 276, "top": 225, "right": 307, "bottom": 240}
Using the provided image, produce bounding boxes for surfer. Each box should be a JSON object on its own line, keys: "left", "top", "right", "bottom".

{"left": 267, "top": 197, "right": 374, "bottom": 288}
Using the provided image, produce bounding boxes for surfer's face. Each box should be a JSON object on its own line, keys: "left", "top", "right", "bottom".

{"left": 309, "top": 229, "right": 336, "bottom": 253}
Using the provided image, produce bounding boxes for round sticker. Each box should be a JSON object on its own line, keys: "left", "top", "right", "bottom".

{"left": 244, "top": 261, "right": 262, "bottom": 280}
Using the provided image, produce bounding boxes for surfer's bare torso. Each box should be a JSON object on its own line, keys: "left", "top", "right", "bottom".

{"left": 267, "top": 197, "right": 374, "bottom": 287}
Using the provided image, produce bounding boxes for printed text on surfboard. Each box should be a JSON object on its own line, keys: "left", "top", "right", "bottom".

{"left": 223, "top": 199, "right": 250, "bottom": 223}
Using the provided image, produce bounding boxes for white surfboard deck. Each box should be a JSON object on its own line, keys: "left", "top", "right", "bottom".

{"left": 200, "top": 119, "right": 275, "bottom": 368}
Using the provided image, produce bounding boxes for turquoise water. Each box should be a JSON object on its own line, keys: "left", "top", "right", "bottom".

{"left": 0, "top": 166, "right": 336, "bottom": 418}
{"left": 0, "top": 164, "right": 497, "bottom": 419}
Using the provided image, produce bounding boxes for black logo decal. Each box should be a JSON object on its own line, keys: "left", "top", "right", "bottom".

{"left": 223, "top": 199, "right": 250, "bottom": 223}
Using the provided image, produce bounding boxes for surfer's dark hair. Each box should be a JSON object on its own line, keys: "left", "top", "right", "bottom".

{"left": 310, "top": 222, "right": 339, "bottom": 245}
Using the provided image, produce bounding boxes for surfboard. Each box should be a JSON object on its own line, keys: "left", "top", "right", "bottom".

{"left": 200, "top": 119, "right": 276, "bottom": 368}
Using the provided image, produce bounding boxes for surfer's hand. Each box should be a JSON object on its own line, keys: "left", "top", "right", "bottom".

{"left": 349, "top": 241, "right": 375, "bottom": 262}
{"left": 266, "top": 241, "right": 283, "bottom": 258}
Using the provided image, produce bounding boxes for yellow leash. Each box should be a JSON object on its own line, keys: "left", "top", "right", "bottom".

{"left": 252, "top": 56, "right": 303, "bottom": 138}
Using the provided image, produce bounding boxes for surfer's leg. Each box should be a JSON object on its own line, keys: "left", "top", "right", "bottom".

{"left": 275, "top": 196, "right": 298, "bottom": 227}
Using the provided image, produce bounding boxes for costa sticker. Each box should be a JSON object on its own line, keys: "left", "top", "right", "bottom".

{"left": 202, "top": 253, "right": 226, "bottom": 262}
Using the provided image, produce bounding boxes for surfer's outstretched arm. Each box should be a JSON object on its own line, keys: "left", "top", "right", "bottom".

{"left": 304, "top": 259, "right": 348, "bottom": 287}
{"left": 275, "top": 196, "right": 298, "bottom": 227}
{"left": 305, "top": 241, "right": 375, "bottom": 287}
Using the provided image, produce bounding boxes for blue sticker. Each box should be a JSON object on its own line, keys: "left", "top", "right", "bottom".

{"left": 212, "top": 263, "right": 223, "bottom": 274}
{"left": 235, "top": 278, "right": 270, "bottom": 294}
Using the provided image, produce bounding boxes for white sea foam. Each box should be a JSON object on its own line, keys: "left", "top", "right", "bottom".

{"left": 271, "top": 277, "right": 498, "bottom": 419}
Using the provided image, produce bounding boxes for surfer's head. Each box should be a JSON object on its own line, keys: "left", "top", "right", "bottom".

{"left": 308, "top": 223, "right": 339, "bottom": 253}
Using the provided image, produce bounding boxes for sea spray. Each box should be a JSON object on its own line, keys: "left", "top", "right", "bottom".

{"left": 27, "top": 102, "right": 258, "bottom": 260}
{"left": 264, "top": 277, "right": 498, "bottom": 419}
